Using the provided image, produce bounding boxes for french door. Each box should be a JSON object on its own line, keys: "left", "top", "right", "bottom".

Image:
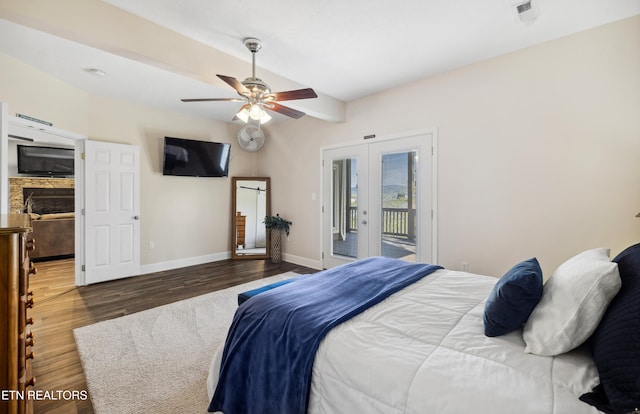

{"left": 322, "top": 131, "right": 436, "bottom": 268}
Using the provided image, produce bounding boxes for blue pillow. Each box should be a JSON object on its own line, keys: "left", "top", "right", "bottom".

{"left": 581, "top": 243, "right": 640, "bottom": 413}
{"left": 483, "top": 258, "right": 543, "bottom": 337}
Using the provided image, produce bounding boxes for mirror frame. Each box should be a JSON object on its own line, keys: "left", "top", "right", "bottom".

{"left": 231, "top": 176, "right": 271, "bottom": 260}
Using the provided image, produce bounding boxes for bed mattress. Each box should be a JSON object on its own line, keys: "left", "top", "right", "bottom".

{"left": 208, "top": 269, "right": 602, "bottom": 413}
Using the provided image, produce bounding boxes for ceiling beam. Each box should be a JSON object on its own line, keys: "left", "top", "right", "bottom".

{"left": 0, "top": 0, "right": 346, "bottom": 122}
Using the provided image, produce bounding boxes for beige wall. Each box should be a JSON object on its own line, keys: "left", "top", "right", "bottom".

{"left": 264, "top": 15, "right": 640, "bottom": 276}
{"left": 0, "top": 52, "right": 260, "bottom": 269}
{"left": 86, "top": 95, "right": 258, "bottom": 266}
{"left": 0, "top": 53, "right": 89, "bottom": 134}
{"left": 1, "top": 16, "right": 638, "bottom": 277}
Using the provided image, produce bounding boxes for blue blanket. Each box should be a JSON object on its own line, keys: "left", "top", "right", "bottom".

{"left": 208, "top": 257, "right": 442, "bottom": 414}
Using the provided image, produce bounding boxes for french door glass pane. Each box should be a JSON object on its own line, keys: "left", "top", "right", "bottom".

{"left": 380, "top": 151, "right": 417, "bottom": 261}
{"left": 332, "top": 157, "right": 358, "bottom": 258}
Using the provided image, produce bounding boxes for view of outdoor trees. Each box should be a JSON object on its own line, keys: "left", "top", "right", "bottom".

{"left": 348, "top": 152, "right": 417, "bottom": 239}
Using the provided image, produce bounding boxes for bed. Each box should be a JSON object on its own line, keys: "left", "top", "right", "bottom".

{"left": 207, "top": 245, "right": 640, "bottom": 414}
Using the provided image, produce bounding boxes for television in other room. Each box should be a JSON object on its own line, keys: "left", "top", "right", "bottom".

{"left": 162, "top": 136, "right": 231, "bottom": 177}
{"left": 17, "top": 145, "right": 74, "bottom": 176}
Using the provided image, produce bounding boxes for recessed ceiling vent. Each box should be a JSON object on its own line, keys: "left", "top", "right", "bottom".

{"left": 515, "top": 0, "right": 540, "bottom": 25}
{"left": 517, "top": 1, "right": 532, "bottom": 14}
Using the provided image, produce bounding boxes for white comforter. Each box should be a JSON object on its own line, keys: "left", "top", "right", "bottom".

{"left": 208, "top": 269, "right": 602, "bottom": 413}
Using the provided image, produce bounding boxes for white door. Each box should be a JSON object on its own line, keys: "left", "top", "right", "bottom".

{"left": 83, "top": 140, "right": 140, "bottom": 284}
{"left": 322, "top": 131, "right": 436, "bottom": 269}
{"left": 322, "top": 144, "right": 369, "bottom": 268}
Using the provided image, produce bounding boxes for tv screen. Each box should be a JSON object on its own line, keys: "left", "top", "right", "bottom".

{"left": 17, "top": 145, "right": 74, "bottom": 176}
{"left": 162, "top": 137, "right": 230, "bottom": 177}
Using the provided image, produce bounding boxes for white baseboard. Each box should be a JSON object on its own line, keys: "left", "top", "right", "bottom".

{"left": 282, "top": 253, "right": 323, "bottom": 270}
{"left": 140, "top": 251, "right": 231, "bottom": 275}
{"left": 139, "top": 251, "right": 322, "bottom": 276}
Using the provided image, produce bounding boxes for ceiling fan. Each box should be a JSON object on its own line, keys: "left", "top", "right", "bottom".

{"left": 181, "top": 38, "right": 318, "bottom": 124}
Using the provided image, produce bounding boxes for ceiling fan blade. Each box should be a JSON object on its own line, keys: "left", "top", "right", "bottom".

{"left": 271, "top": 88, "right": 318, "bottom": 102}
{"left": 268, "top": 103, "right": 306, "bottom": 119}
{"left": 217, "top": 74, "right": 250, "bottom": 95}
{"left": 181, "top": 98, "right": 243, "bottom": 102}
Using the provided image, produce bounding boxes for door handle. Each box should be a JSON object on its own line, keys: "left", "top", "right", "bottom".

{"left": 133, "top": 215, "right": 140, "bottom": 220}
{"left": 361, "top": 220, "right": 367, "bottom": 225}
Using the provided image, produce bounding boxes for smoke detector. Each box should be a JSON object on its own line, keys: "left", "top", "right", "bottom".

{"left": 515, "top": 0, "right": 540, "bottom": 25}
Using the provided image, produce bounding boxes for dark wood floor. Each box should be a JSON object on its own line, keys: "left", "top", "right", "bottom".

{"left": 28, "top": 257, "right": 316, "bottom": 413}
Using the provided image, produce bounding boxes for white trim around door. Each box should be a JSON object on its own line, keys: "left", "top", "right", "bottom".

{"left": 321, "top": 128, "right": 438, "bottom": 269}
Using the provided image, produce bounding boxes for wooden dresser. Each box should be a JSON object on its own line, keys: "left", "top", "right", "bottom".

{"left": 1, "top": 214, "right": 36, "bottom": 414}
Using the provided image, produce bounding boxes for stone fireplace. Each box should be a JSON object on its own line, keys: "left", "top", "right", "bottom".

{"left": 23, "top": 188, "right": 74, "bottom": 214}
{"left": 9, "top": 177, "right": 75, "bottom": 214}
{"left": 9, "top": 177, "right": 76, "bottom": 260}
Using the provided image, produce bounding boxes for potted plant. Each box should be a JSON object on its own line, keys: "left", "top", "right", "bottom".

{"left": 263, "top": 214, "right": 292, "bottom": 263}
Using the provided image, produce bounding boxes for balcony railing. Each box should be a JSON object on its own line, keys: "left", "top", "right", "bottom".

{"left": 348, "top": 206, "right": 415, "bottom": 241}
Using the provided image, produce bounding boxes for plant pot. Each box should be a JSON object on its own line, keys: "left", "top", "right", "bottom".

{"left": 270, "top": 230, "right": 283, "bottom": 263}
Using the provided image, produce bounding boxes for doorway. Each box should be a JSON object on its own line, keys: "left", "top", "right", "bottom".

{"left": 322, "top": 130, "right": 437, "bottom": 269}
{"left": 1, "top": 107, "right": 141, "bottom": 285}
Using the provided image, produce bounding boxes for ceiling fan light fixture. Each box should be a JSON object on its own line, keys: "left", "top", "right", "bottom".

{"left": 249, "top": 103, "right": 264, "bottom": 120}
{"left": 259, "top": 111, "right": 272, "bottom": 124}
{"left": 236, "top": 107, "right": 250, "bottom": 123}
{"left": 236, "top": 104, "right": 272, "bottom": 124}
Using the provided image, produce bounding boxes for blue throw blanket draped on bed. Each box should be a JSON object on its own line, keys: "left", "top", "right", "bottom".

{"left": 208, "top": 256, "right": 442, "bottom": 414}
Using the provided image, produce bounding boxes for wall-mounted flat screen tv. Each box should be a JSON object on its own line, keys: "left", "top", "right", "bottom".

{"left": 162, "top": 136, "right": 231, "bottom": 177}
{"left": 17, "top": 144, "right": 74, "bottom": 176}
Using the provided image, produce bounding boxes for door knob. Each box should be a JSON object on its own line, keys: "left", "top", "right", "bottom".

{"left": 133, "top": 215, "right": 140, "bottom": 220}
{"left": 361, "top": 220, "right": 368, "bottom": 225}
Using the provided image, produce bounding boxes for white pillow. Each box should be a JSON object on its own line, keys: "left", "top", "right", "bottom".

{"left": 523, "top": 248, "right": 621, "bottom": 356}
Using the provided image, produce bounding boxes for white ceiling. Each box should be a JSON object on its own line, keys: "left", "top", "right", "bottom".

{"left": 1, "top": 0, "right": 639, "bottom": 124}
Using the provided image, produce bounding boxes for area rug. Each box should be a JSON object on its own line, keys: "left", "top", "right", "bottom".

{"left": 73, "top": 272, "right": 299, "bottom": 414}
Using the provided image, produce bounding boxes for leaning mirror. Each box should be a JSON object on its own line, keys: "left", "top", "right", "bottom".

{"left": 232, "top": 177, "right": 271, "bottom": 260}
